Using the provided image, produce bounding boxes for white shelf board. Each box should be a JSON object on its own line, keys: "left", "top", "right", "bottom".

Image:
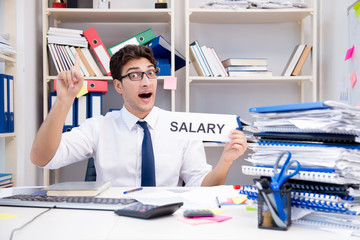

{"left": 188, "top": 76, "right": 314, "bottom": 84}
{"left": 45, "top": 8, "right": 172, "bottom": 23}
{"left": 0, "top": 54, "right": 16, "bottom": 62}
{"left": 189, "top": 8, "right": 315, "bottom": 24}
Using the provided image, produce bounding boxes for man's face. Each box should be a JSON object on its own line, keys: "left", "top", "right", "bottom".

{"left": 114, "top": 57, "right": 157, "bottom": 119}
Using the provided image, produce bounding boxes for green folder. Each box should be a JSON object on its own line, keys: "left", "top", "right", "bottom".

{"left": 107, "top": 28, "right": 156, "bottom": 56}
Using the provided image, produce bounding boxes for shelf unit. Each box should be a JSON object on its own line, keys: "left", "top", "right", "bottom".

{"left": 185, "top": 1, "right": 318, "bottom": 113}
{"left": 1, "top": 0, "right": 17, "bottom": 184}
{"left": 42, "top": 0, "right": 175, "bottom": 185}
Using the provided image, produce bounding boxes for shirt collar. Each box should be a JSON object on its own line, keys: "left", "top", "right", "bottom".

{"left": 121, "top": 106, "right": 159, "bottom": 131}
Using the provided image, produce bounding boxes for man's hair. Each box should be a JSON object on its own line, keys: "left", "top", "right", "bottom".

{"left": 110, "top": 44, "right": 157, "bottom": 81}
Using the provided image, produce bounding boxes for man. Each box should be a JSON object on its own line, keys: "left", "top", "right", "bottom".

{"left": 31, "top": 45, "right": 248, "bottom": 187}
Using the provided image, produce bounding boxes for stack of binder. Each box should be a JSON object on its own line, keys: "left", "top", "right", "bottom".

{"left": 241, "top": 101, "right": 360, "bottom": 235}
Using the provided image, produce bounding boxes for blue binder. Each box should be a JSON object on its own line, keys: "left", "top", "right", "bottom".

{"left": 7, "top": 75, "right": 14, "bottom": 133}
{"left": 0, "top": 74, "right": 7, "bottom": 133}
{"left": 76, "top": 93, "right": 89, "bottom": 126}
{"left": 156, "top": 63, "right": 171, "bottom": 76}
{"left": 147, "top": 35, "right": 185, "bottom": 71}
{"left": 249, "top": 101, "right": 332, "bottom": 113}
{"left": 89, "top": 92, "right": 102, "bottom": 118}
{"left": 49, "top": 92, "right": 76, "bottom": 132}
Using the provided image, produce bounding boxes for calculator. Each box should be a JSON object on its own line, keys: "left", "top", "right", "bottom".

{"left": 114, "top": 202, "right": 183, "bottom": 219}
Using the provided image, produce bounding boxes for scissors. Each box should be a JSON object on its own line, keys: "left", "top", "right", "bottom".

{"left": 270, "top": 151, "right": 301, "bottom": 222}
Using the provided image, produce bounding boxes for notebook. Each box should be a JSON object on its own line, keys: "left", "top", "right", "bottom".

{"left": 241, "top": 165, "right": 360, "bottom": 185}
{"left": 44, "top": 181, "right": 111, "bottom": 197}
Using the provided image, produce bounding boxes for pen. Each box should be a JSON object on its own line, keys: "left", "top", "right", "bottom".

{"left": 123, "top": 187, "right": 143, "bottom": 194}
{"left": 216, "top": 196, "right": 221, "bottom": 208}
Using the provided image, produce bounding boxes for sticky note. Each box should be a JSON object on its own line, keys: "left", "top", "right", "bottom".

{"left": 178, "top": 217, "right": 215, "bottom": 225}
{"left": 0, "top": 213, "right": 17, "bottom": 220}
{"left": 163, "top": 76, "right": 177, "bottom": 90}
{"left": 246, "top": 205, "right": 257, "bottom": 211}
{"left": 345, "top": 45, "right": 355, "bottom": 61}
{"left": 356, "top": 102, "right": 360, "bottom": 108}
{"left": 76, "top": 81, "right": 88, "bottom": 98}
{"left": 232, "top": 195, "right": 247, "bottom": 204}
{"left": 201, "top": 208, "right": 225, "bottom": 215}
{"left": 350, "top": 70, "right": 357, "bottom": 88}
{"left": 354, "top": 2, "right": 360, "bottom": 17}
{"left": 194, "top": 215, "right": 232, "bottom": 223}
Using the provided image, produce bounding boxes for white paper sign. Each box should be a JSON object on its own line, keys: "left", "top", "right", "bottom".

{"left": 157, "top": 111, "right": 239, "bottom": 142}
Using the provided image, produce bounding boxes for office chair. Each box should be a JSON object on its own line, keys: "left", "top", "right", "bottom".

{"left": 85, "top": 158, "right": 97, "bottom": 181}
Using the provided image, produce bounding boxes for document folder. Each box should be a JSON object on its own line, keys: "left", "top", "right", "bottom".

{"left": 83, "top": 27, "right": 111, "bottom": 76}
{"left": 54, "top": 79, "right": 107, "bottom": 93}
{"left": 249, "top": 101, "right": 332, "bottom": 113}
{"left": 50, "top": 92, "right": 76, "bottom": 132}
{"left": 0, "top": 74, "right": 7, "bottom": 133}
{"left": 148, "top": 35, "right": 186, "bottom": 71}
{"left": 108, "top": 28, "right": 156, "bottom": 56}
{"left": 89, "top": 92, "right": 102, "bottom": 118}
{"left": 7, "top": 75, "right": 14, "bottom": 133}
{"left": 77, "top": 94, "right": 89, "bottom": 126}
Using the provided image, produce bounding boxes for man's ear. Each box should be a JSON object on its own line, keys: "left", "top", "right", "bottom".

{"left": 113, "top": 79, "right": 123, "bottom": 95}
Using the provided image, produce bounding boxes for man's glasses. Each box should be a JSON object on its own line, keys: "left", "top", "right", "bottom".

{"left": 120, "top": 69, "right": 159, "bottom": 81}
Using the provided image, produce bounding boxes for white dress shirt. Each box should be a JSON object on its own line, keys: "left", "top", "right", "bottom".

{"left": 45, "top": 106, "right": 212, "bottom": 187}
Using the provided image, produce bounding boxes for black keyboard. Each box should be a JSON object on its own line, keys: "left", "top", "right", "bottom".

{"left": 0, "top": 194, "right": 138, "bottom": 211}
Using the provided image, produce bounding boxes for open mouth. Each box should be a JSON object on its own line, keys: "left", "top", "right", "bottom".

{"left": 139, "top": 92, "right": 152, "bottom": 99}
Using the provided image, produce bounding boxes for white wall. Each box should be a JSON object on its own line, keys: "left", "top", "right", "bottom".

{"left": 14, "top": 0, "right": 43, "bottom": 186}
{"left": 320, "top": 0, "right": 355, "bottom": 103}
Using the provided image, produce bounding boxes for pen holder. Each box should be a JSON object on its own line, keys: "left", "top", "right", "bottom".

{"left": 256, "top": 180, "right": 292, "bottom": 231}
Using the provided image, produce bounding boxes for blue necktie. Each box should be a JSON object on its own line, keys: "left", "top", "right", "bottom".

{"left": 137, "top": 121, "right": 156, "bottom": 186}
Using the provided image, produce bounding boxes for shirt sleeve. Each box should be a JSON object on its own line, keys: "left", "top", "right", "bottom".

{"left": 180, "top": 140, "right": 212, "bottom": 187}
{"left": 43, "top": 117, "right": 100, "bottom": 169}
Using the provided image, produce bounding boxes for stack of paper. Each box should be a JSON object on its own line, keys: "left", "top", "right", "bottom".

{"left": 47, "top": 27, "right": 88, "bottom": 48}
{"left": 0, "top": 32, "right": 16, "bottom": 56}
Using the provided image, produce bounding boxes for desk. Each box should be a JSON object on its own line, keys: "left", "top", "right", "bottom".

{"left": 0, "top": 186, "right": 356, "bottom": 240}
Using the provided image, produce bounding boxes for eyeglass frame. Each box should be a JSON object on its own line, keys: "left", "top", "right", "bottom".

{"left": 119, "top": 68, "right": 159, "bottom": 81}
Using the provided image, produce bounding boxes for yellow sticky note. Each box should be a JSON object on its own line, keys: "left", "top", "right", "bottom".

{"left": 76, "top": 81, "right": 88, "bottom": 98}
{"left": 232, "top": 195, "right": 247, "bottom": 204}
{"left": 246, "top": 205, "right": 257, "bottom": 211}
{"left": 0, "top": 213, "right": 17, "bottom": 220}
{"left": 201, "top": 208, "right": 225, "bottom": 215}
{"left": 354, "top": 2, "right": 360, "bottom": 17}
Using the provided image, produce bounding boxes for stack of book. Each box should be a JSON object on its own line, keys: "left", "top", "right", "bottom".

{"left": 282, "top": 44, "right": 312, "bottom": 77}
{"left": 189, "top": 40, "right": 228, "bottom": 77}
{"left": 0, "top": 173, "right": 13, "bottom": 188}
{"left": 47, "top": 27, "right": 104, "bottom": 77}
{"left": 0, "top": 32, "right": 16, "bottom": 56}
{"left": 240, "top": 101, "right": 360, "bottom": 236}
{"left": 222, "top": 58, "right": 272, "bottom": 77}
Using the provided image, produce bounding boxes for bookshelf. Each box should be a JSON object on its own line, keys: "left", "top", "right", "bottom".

{"left": 42, "top": 0, "right": 176, "bottom": 185}
{"left": 1, "top": 0, "right": 17, "bottom": 184}
{"left": 185, "top": 0, "right": 318, "bottom": 117}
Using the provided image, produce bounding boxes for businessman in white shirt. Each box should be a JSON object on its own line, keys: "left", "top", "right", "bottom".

{"left": 31, "top": 45, "right": 248, "bottom": 187}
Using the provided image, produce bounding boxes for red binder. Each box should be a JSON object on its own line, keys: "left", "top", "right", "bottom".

{"left": 54, "top": 79, "right": 108, "bottom": 93}
{"left": 83, "top": 27, "right": 111, "bottom": 76}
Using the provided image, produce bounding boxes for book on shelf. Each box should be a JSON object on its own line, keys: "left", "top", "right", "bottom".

{"left": 44, "top": 181, "right": 111, "bottom": 197}
{"left": 291, "top": 45, "right": 312, "bottom": 76}
{"left": 227, "top": 65, "right": 268, "bottom": 71}
{"left": 282, "top": 44, "right": 306, "bottom": 77}
{"left": 0, "top": 173, "right": 12, "bottom": 182}
{"left": 189, "top": 41, "right": 213, "bottom": 76}
{"left": 201, "top": 45, "right": 221, "bottom": 77}
{"left": 47, "top": 27, "right": 88, "bottom": 48}
{"left": 222, "top": 58, "right": 267, "bottom": 67}
{"left": 81, "top": 47, "right": 104, "bottom": 77}
{"left": 210, "top": 47, "right": 228, "bottom": 77}
{"left": 75, "top": 47, "right": 95, "bottom": 77}
{"left": 0, "top": 32, "right": 16, "bottom": 56}
{"left": 189, "top": 44, "right": 206, "bottom": 76}
{"left": 227, "top": 71, "right": 272, "bottom": 77}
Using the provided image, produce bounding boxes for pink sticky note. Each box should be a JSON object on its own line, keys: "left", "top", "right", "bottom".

{"left": 350, "top": 70, "right": 358, "bottom": 88}
{"left": 194, "top": 215, "right": 233, "bottom": 223}
{"left": 345, "top": 45, "right": 355, "bottom": 61}
{"left": 356, "top": 102, "right": 360, "bottom": 108}
{"left": 177, "top": 217, "right": 215, "bottom": 225}
{"left": 163, "top": 76, "right": 177, "bottom": 90}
